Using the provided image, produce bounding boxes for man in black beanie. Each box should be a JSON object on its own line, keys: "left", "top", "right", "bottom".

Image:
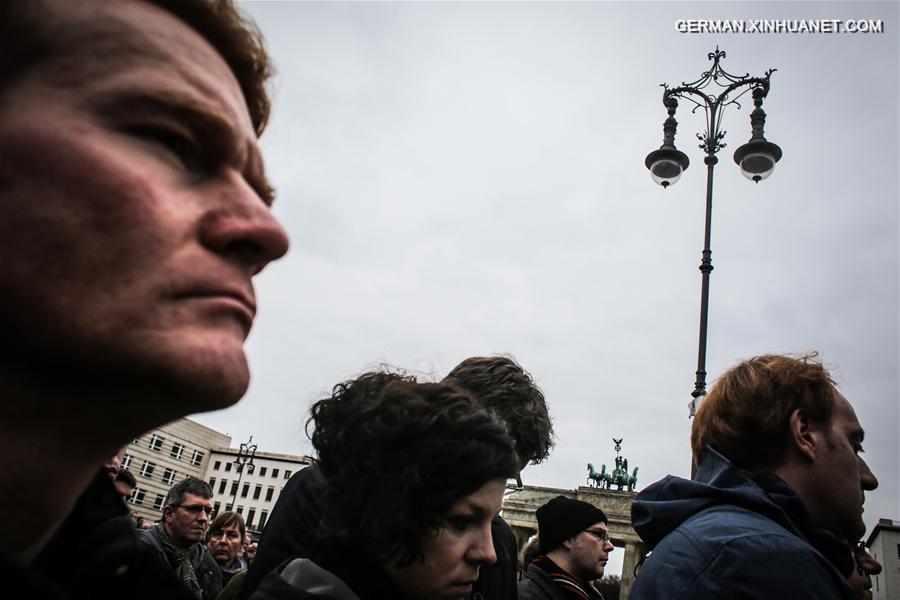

{"left": 519, "top": 496, "right": 614, "bottom": 600}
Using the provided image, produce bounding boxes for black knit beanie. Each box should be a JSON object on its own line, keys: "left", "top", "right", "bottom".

{"left": 536, "top": 495, "right": 607, "bottom": 554}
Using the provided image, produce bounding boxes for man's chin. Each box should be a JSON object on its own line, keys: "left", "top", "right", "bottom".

{"left": 146, "top": 337, "right": 252, "bottom": 410}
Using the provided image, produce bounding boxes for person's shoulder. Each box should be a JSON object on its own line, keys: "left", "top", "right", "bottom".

{"left": 2, "top": 546, "right": 68, "bottom": 599}
{"left": 250, "top": 558, "right": 360, "bottom": 600}
{"left": 135, "top": 525, "right": 157, "bottom": 546}
{"left": 518, "top": 564, "right": 556, "bottom": 600}
{"left": 632, "top": 510, "right": 850, "bottom": 600}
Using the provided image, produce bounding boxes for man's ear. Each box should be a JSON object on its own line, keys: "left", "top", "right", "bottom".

{"left": 788, "top": 408, "right": 820, "bottom": 462}
{"left": 162, "top": 505, "right": 174, "bottom": 523}
{"left": 561, "top": 536, "right": 578, "bottom": 551}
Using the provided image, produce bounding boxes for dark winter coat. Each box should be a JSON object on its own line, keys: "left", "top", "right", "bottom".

{"left": 5, "top": 470, "right": 195, "bottom": 600}
{"left": 241, "top": 466, "right": 324, "bottom": 600}
{"left": 629, "top": 448, "right": 857, "bottom": 600}
{"left": 249, "top": 542, "right": 405, "bottom": 600}
{"left": 518, "top": 563, "right": 570, "bottom": 600}
{"left": 137, "top": 524, "right": 223, "bottom": 600}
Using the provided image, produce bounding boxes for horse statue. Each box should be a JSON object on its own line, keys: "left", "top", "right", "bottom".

{"left": 626, "top": 467, "right": 639, "bottom": 492}
{"left": 587, "top": 463, "right": 609, "bottom": 488}
{"left": 588, "top": 438, "right": 640, "bottom": 492}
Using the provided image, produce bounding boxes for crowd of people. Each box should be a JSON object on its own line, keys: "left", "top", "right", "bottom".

{"left": 0, "top": 1, "right": 886, "bottom": 599}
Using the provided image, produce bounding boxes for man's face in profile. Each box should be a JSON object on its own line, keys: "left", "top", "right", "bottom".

{"left": 0, "top": 1, "right": 289, "bottom": 411}
{"left": 114, "top": 480, "right": 135, "bottom": 505}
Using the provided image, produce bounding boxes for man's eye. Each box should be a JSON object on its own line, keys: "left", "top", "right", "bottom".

{"left": 128, "top": 125, "right": 200, "bottom": 170}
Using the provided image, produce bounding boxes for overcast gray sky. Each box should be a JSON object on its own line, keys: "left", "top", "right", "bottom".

{"left": 193, "top": 0, "right": 899, "bottom": 574}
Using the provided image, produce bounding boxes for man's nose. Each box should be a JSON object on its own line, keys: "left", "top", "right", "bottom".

{"left": 860, "top": 457, "right": 878, "bottom": 491}
{"left": 200, "top": 184, "right": 290, "bottom": 274}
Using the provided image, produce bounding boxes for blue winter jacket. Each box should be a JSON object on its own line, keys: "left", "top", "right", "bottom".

{"left": 629, "top": 448, "right": 856, "bottom": 600}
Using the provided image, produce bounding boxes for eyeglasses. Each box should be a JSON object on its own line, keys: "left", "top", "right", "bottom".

{"left": 584, "top": 529, "right": 610, "bottom": 543}
{"left": 172, "top": 504, "right": 213, "bottom": 516}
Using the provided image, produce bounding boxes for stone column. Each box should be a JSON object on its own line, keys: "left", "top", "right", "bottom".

{"left": 619, "top": 540, "right": 646, "bottom": 600}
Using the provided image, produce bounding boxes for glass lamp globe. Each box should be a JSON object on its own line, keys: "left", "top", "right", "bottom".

{"left": 650, "top": 158, "right": 684, "bottom": 188}
{"left": 645, "top": 146, "right": 690, "bottom": 189}
{"left": 733, "top": 139, "right": 782, "bottom": 184}
{"left": 738, "top": 151, "right": 777, "bottom": 182}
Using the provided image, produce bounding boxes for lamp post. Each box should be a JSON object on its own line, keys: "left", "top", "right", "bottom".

{"left": 230, "top": 436, "right": 257, "bottom": 510}
{"left": 645, "top": 47, "right": 782, "bottom": 418}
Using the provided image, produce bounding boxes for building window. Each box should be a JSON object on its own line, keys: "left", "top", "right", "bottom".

{"left": 218, "top": 480, "right": 227, "bottom": 495}
{"left": 131, "top": 488, "right": 146, "bottom": 506}
{"left": 170, "top": 443, "right": 184, "bottom": 460}
{"left": 241, "top": 483, "right": 250, "bottom": 498}
{"left": 209, "top": 477, "right": 216, "bottom": 487}
{"left": 259, "top": 511, "right": 269, "bottom": 530}
{"left": 225, "top": 503, "right": 233, "bottom": 512}
{"left": 253, "top": 485, "right": 262, "bottom": 500}
{"left": 153, "top": 494, "right": 165, "bottom": 510}
{"left": 284, "top": 470, "right": 292, "bottom": 480}
{"left": 230, "top": 482, "right": 238, "bottom": 496}
{"left": 214, "top": 461, "right": 221, "bottom": 471}
{"left": 191, "top": 451, "right": 204, "bottom": 467}
{"left": 236, "top": 505, "right": 243, "bottom": 516}
{"left": 140, "top": 461, "right": 156, "bottom": 478}
{"left": 265, "top": 487, "right": 274, "bottom": 502}
{"left": 272, "top": 468, "right": 280, "bottom": 478}
{"left": 259, "top": 466, "right": 267, "bottom": 477}
{"left": 162, "top": 468, "right": 176, "bottom": 486}
{"left": 122, "top": 454, "right": 133, "bottom": 469}
{"left": 213, "top": 501, "right": 221, "bottom": 515}
{"left": 225, "top": 463, "right": 232, "bottom": 472}
{"left": 148, "top": 434, "right": 164, "bottom": 452}
{"left": 247, "top": 509, "right": 256, "bottom": 528}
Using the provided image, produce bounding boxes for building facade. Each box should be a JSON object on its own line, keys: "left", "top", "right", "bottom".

{"left": 206, "top": 448, "right": 313, "bottom": 536}
{"left": 868, "top": 518, "right": 900, "bottom": 600}
{"left": 125, "top": 418, "right": 231, "bottom": 522}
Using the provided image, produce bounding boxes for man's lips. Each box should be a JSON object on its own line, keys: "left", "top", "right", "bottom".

{"left": 175, "top": 287, "right": 257, "bottom": 328}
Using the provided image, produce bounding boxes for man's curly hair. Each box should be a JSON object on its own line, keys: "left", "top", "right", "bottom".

{"left": 444, "top": 356, "right": 554, "bottom": 465}
{"left": 307, "top": 372, "right": 519, "bottom": 566}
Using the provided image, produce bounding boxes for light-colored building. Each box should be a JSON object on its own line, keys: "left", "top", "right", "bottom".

{"left": 125, "top": 418, "right": 231, "bottom": 522}
{"left": 868, "top": 518, "right": 900, "bottom": 600}
{"left": 206, "top": 448, "right": 313, "bottom": 536}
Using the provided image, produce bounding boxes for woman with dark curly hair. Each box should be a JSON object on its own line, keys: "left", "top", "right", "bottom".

{"left": 250, "top": 371, "right": 520, "bottom": 600}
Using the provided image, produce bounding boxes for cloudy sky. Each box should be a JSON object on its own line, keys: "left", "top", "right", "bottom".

{"left": 193, "top": 0, "right": 899, "bottom": 573}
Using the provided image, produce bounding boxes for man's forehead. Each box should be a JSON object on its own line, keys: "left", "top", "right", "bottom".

{"left": 182, "top": 493, "right": 212, "bottom": 505}
{"left": 832, "top": 392, "right": 864, "bottom": 433}
{"left": 37, "top": 1, "right": 248, "bottom": 126}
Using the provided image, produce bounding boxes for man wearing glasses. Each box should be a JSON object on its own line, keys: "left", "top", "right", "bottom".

{"left": 520, "top": 496, "right": 614, "bottom": 600}
{"left": 139, "top": 478, "right": 222, "bottom": 600}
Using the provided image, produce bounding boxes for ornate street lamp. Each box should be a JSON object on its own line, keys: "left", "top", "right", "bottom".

{"left": 645, "top": 48, "right": 782, "bottom": 418}
{"left": 230, "top": 436, "right": 257, "bottom": 509}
